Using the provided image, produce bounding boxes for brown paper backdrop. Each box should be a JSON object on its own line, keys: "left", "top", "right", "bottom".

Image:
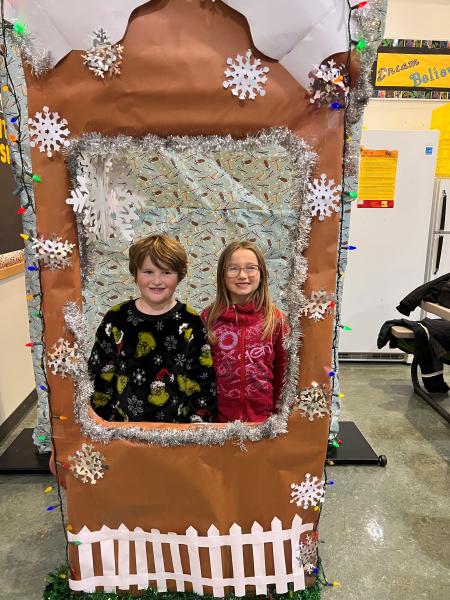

{"left": 23, "top": 0, "right": 353, "bottom": 589}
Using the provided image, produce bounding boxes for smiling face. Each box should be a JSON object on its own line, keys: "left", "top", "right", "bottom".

{"left": 135, "top": 255, "right": 179, "bottom": 314}
{"left": 224, "top": 248, "right": 261, "bottom": 305}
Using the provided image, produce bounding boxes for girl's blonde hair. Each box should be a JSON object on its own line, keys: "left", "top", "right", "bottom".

{"left": 206, "top": 240, "right": 282, "bottom": 342}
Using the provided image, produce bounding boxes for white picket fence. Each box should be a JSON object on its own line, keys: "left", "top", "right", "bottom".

{"left": 68, "top": 515, "right": 312, "bottom": 596}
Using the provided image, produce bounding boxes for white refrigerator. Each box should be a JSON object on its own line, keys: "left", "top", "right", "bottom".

{"left": 340, "top": 129, "right": 449, "bottom": 355}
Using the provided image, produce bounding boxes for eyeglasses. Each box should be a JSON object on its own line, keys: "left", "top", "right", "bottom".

{"left": 226, "top": 265, "right": 260, "bottom": 277}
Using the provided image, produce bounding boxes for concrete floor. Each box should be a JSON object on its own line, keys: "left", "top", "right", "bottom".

{"left": 0, "top": 363, "right": 449, "bottom": 599}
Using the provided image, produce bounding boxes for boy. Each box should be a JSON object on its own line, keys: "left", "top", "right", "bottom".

{"left": 88, "top": 234, "right": 216, "bottom": 423}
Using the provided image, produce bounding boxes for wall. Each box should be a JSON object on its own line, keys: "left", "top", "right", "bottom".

{"left": 363, "top": 0, "right": 450, "bottom": 131}
{"left": 0, "top": 272, "right": 35, "bottom": 426}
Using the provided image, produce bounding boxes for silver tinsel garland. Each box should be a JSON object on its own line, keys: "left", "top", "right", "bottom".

{"left": 64, "top": 128, "right": 317, "bottom": 447}
{"left": 9, "top": 29, "right": 52, "bottom": 77}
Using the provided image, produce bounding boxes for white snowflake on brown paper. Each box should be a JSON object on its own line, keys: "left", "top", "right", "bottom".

{"left": 223, "top": 49, "right": 269, "bottom": 100}
{"left": 297, "top": 534, "right": 319, "bottom": 575}
{"left": 290, "top": 474, "right": 325, "bottom": 510}
{"left": 82, "top": 29, "right": 123, "bottom": 78}
{"left": 68, "top": 443, "right": 106, "bottom": 484}
{"left": 294, "top": 386, "right": 330, "bottom": 421}
{"left": 308, "top": 59, "right": 349, "bottom": 107}
{"left": 301, "top": 290, "right": 335, "bottom": 321}
{"left": 47, "top": 338, "right": 79, "bottom": 378}
{"left": 31, "top": 236, "right": 75, "bottom": 270}
{"left": 28, "top": 106, "right": 70, "bottom": 158}
{"left": 307, "top": 174, "right": 342, "bottom": 220}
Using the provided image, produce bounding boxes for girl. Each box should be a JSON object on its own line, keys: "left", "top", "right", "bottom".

{"left": 202, "top": 241, "right": 287, "bottom": 423}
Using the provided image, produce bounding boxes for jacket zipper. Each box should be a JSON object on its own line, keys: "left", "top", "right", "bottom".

{"left": 240, "top": 322, "right": 247, "bottom": 421}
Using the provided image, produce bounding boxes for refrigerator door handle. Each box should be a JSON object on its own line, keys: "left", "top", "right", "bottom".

{"left": 433, "top": 190, "right": 446, "bottom": 275}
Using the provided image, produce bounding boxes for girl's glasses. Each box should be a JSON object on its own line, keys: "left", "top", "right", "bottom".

{"left": 226, "top": 265, "right": 260, "bottom": 277}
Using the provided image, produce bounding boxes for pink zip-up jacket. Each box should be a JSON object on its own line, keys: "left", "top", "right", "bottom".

{"left": 201, "top": 303, "right": 287, "bottom": 423}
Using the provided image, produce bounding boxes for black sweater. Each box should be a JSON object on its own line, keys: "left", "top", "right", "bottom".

{"left": 88, "top": 300, "right": 216, "bottom": 423}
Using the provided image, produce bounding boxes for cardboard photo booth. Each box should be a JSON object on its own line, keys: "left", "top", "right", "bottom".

{"left": 0, "top": 0, "right": 386, "bottom": 596}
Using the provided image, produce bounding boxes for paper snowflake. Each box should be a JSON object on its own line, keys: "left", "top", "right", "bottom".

{"left": 223, "top": 49, "right": 269, "bottom": 100}
{"left": 302, "top": 290, "right": 335, "bottom": 321}
{"left": 308, "top": 59, "right": 349, "bottom": 107}
{"left": 31, "top": 236, "right": 75, "bottom": 270}
{"left": 290, "top": 474, "right": 325, "bottom": 510}
{"left": 47, "top": 338, "right": 79, "bottom": 378}
{"left": 307, "top": 173, "right": 342, "bottom": 221}
{"left": 297, "top": 534, "right": 319, "bottom": 575}
{"left": 68, "top": 443, "right": 106, "bottom": 485}
{"left": 294, "top": 387, "right": 330, "bottom": 422}
{"left": 28, "top": 106, "right": 70, "bottom": 158}
{"left": 66, "top": 155, "right": 145, "bottom": 242}
{"left": 82, "top": 29, "right": 123, "bottom": 78}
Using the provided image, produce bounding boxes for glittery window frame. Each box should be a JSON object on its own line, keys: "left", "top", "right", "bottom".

{"left": 64, "top": 128, "right": 317, "bottom": 447}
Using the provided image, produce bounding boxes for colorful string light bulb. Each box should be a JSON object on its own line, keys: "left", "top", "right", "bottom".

{"left": 356, "top": 38, "right": 368, "bottom": 52}
{"left": 17, "top": 207, "right": 26, "bottom": 215}
{"left": 19, "top": 233, "right": 29, "bottom": 241}
{"left": 12, "top": 21, "right": 26, "bottom": 35}
{"left": 339, "top": 324, "right": 353, "bottom": 331}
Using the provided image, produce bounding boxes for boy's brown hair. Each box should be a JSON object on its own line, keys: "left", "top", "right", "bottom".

{"left": 129, "top": 234, "right": 188, "bottom": 281}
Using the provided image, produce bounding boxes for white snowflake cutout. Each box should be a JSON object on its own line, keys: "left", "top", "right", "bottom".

{"left": 301, "top": 290, "right": 335, "bottom": 321}
{"left": 297, "top": 534, "right": 319, "bottom": 575}
{"left": 82, "top": 28, "right": 123, "bottom": 78}
{"left": 223, "top": 49, "right": 269, "bottom": 100}
{"left": 68, "top": 443, "right": 106, "bottom": 485}
{"left": 307, "top": 173, "right": 342, "bottom": 221}
{"left": 31, "top": 236, "right": 75, "bottom": 270}
{"left": 294, "top": 387, "right": 330, "bottom": 422}
{"left": 28, "top": 106, "right": 70, "bottom": 158}
{"left": 66, "top": 154, "right": 146, "bottom": 242}
{"left": 290, "top": 474, "right": 325, "bottom": 510}
{"left": 47, "top": 338, "right": 79, "bottom": 378}
{"left": 308, "top": 59, "right": 349, "bottom": 107}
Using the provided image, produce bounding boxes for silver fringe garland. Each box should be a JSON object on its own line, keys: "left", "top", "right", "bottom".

{"left": 64, "top": 127, "right": 318, "bottom": 447}
{"left": 10, "top": 30, "right": 52, "bottom": 77}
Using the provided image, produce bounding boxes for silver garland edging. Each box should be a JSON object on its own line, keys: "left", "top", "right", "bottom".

{"left": 64, "top": 128, "right": 317, "bottom": 447}
{"left": 0, "top": 31, "right": 51, "bottom": 451}
{"left": 330, "top": 0, "right": 387, "bottom": 436}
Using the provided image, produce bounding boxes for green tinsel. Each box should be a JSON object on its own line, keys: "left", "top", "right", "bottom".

{"left": 43, "top": 566, "right": 321, "bottom": 600}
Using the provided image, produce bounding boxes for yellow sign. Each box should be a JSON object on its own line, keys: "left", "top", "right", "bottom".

{"left": 0, "top": 117, "right": 11, "bottom": 164}
{"left": 358, "top": 149, "right": 398, "bottom": 209}
{"left": 375, "top": 52, "right": 450, "bottom": 89}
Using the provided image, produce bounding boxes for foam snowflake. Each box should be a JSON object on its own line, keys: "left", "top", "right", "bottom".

{"left": 28, "top": 106, "right": 70, "bottom": 158}
{"left": 297, "top": 534, "right": 319, "bottom": 575}
{"left": 82, "top": 29, "right": 123, "bottom": 78}
{"left": 68, "top": 443, "right": 106, "bottom": 485}
{"left": 301, "top": 290, "right": 335, "bottom": 321}
{"left": 308, "top": 59, "right": 349, "bottom": 107}
{"left": 31, "top": 236, "right": 75, "bottom": 270}
{"left": 307, "top": 173, "right": 342, "bottom": 221}
{"left": 223, "top": 49, "right": 269, "bottom": 100}
{"left": 294, "top": 387, "right": 330, "bottom": 422}
{"left": 66, "top": 154, "right": 146, "bottom": 242}
{"left": 47, "top": 338, "right": 79, "bottom": 378}
{"left": 290, "top": 474, "right": 325, "bottom": 510}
